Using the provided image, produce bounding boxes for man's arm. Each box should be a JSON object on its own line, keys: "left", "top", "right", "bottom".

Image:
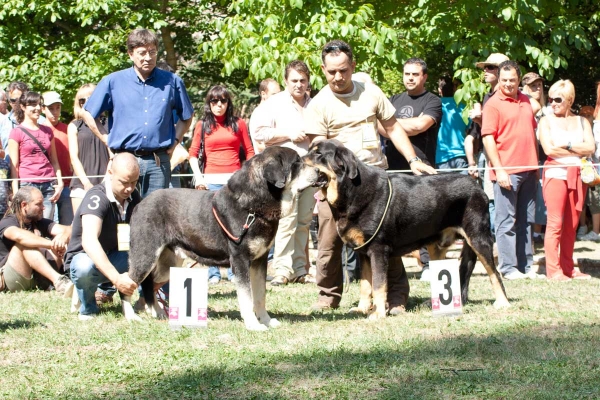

{"left": 168, "top": 117, "right": 193, "bottom": 155}
{"left": 49, "top": 223, "right": 71, "bottom": 256}
{"left": 380, "top": 117, "right": 436, "bottom": 175}
{"left": 396, "top": 115, "right": 437, "bottom": 136}
{"left": 81, "top": 214, "right": 137, "bottom": 295}
{"left": 464, "top": 135, "right": 478, "bottom": 178}
{"left": 81, "top": 111, "right": 109, "bottom": 146}
{"left": 3, "top": 226, "right": 54, "bottom": 249}
{"left": 482, "top": 135, "right": 510, "bottom": 189}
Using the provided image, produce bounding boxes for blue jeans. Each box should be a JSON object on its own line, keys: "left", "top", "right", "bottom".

{"left": 207, "top": 183, "right": 234, "bottom": 280}
{"left": 136, "top": 151, "right": 171, "bottom": 199}
{"left": 436, "top": 156, "right": 469, "bottom": 175}
{"left": 70, "top": 250, "right": 129, "bottom": 315}
{"left": 54, "top": 186, "right": 74, "bottom": 225}
{"left": 494, "top": 170, "right": 536, "bottom": 275}
{"left": 21, "top": 181, "right": 56, "bottom": 220}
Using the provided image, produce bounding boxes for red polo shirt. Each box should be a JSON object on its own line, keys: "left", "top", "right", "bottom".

{"left": 481, "top": 90, "right": 538, "bottom": 180}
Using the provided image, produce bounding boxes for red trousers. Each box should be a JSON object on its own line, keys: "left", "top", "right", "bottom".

{"left": 543, "top": 178, "right": 586, "bottom": 278}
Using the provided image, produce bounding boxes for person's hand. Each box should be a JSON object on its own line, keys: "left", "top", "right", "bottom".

{"left": 50, "top": 233, "right": 69, "bottom": 256}
{"left": 194, "top": 174, "right": 207, "bottom": 190}
{"left": 166, "top": 141, "right": 177, "bottom": 156}
{"left": 101, "top": 134, "right": 109, "bottom": 146}
{"left": 410, "top": 161, "right": 437, "bottom": 176}
{"left": 468, "top": 164, "right": 479, "bottom": 178}
{"left": 114, "top": 272, "right": 138, "bottom": 296}
{"left": 49, "top": 183, "right": 63, "bottom": 203}
{"left": 495, "top": 168, "right": 511, "bottom": 190}
{"left": 289, "top": 131, "right": 307, "bottom": 143}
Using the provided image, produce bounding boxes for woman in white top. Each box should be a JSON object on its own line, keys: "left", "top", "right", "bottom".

{"left": 539, "top": 79, "right": 594, "bottom": 281}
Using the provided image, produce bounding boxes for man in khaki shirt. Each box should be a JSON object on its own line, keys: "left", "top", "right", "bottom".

{"left": 305, "top": 39, "right": 435, "bottom": 313}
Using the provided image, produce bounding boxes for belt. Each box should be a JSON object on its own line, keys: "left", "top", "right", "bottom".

{"left": 112, "top": 147, "right": 169, "bottom": 157}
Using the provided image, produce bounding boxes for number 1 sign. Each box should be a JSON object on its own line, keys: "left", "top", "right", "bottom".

{"left": 430, "top": 259, "right": 462, "bottom": 317}
{"left": 168, "top": 267, "right": 209, "bottom": 329}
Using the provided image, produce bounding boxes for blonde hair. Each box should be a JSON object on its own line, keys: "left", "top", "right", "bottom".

{"left": 548, "top": 79, "right": 575, "bottom": 107}
{"left": 73, "top": 83, "right": 96, "bottom": 120}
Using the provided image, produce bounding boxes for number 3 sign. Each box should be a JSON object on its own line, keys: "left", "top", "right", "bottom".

{"left": 429, "top": 259, "right": 462, "bottom": 317}
{"left": 168, "top": 267, "right": 209, "bottom": 329}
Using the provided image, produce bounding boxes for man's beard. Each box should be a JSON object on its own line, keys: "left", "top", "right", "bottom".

{"left": 25, "top": 210, "right": 43, "bottom": 222}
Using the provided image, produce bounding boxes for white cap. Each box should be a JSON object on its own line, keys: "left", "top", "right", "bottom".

{"left": 42, "top": 91, "right": 62, "bottom": 105}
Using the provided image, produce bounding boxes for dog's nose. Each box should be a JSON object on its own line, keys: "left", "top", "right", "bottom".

{"left": 314, "top": 167, "right": 320, "bottom": 174}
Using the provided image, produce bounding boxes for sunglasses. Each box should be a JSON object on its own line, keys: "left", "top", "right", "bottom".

{"left": 209, "top": 98, "right": 228, "bottom": 105}
{"left": 9, "top": 98, "right": 18, "bottom": 103}
{"left": 549, "top": 97, "right": 563, "bottom": 104}
{"left": 483, "top": 65, "right": 498, "bottom": 71}
{"left": 78, "top": 97, "right": 89, "bottom": 106}
{"left": 323, "top": 44, "right": 351, "bottom": 54}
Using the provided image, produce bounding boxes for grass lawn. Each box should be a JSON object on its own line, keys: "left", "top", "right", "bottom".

{"left": 1, "top": 273, "right": 599, "bottom": 399}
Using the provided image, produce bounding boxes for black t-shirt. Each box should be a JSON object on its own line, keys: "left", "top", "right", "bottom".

{"left": 386, "top": 91, "right": 442, "bottom": 170}
{"left": 466, "top": 91, "right": 496, "bottom": 154}
{"left": 0, "top": 215, "right": 55, "bottom": 267}
{"left": 64, "top": 183, "right": 141, "bottom": 266}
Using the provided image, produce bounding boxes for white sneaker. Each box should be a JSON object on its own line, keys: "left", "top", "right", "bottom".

{"left": 577, "top": 226, "right": 588, "bottom": 238}
{"left": 78, "top": 314, "right": 96, "bottom": 321}
{"left": 420, "top": 268, "right": 432, "bottom": 282}
{"left": 503, "top": 271, "right": 527, "bottom": 280}
{"left": 525, "top": 271, "right": 546, "bottom": 280}
{"left": 580, "top": 231, "right": 600, "bottom": 242}
{"left": 208, "top": 277, "right": 220, "bottom": 285}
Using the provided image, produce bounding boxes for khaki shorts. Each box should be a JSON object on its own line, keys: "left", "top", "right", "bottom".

{"left": 587, "top": 188, "right": 600, "bottom": 214}
{"left": 0, "top": 263, "right": 35, "bottom": 292}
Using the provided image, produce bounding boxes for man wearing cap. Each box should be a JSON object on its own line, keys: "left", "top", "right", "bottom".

{"left": 481, "top": 60, "right": 539, "bottom": 280}
{"left": 81, "top": 28, "right": 194, "bottom": 198}
{"left": 42, "top": 91, "right": 74, "bottom": 225}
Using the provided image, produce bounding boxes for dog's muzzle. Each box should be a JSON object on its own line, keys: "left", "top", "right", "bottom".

{"left": 314, "top": 170, "right": 329, "bottom": 188}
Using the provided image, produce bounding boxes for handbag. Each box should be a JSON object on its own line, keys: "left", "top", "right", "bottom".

{"left": 581, "top": 157, "right": 600, "bottom": 186}
{"left": 198, "top": 128, "right": 206, "bottom": 174}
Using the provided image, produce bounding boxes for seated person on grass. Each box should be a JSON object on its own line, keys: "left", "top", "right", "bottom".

{"left": 66, "top": 153, "right": 141, "bottom": 321}
{"left": 0, "top": 186, "right": 72, "bottom": 294}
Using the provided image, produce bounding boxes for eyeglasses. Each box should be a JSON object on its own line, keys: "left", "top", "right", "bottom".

{"left": 549, "top": 97, "right": 563, "bottom": 104}
{"left": 134, "top": 50, "right": 158, "bottom": 58}
{"left": 483, "top": 65, "right": 498, "bottom": 71}
{"left": 323, "top": 44, "right": 351, "bottom": 54}
{"left": 209, "top": 98, "right": 228, "bottom": 105}
{"left": 9, "top": 98, "right": 18, "bottom": 103}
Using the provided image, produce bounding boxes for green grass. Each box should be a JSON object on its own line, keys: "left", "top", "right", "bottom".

{"left": 1, "top": 274, "right": 600, "bottom": 399}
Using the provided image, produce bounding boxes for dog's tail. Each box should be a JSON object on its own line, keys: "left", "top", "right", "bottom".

{"left": 458, "top": 244, "right": 477, "bottom": 304}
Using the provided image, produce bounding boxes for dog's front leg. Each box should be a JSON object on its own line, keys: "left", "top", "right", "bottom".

{"left": 349, "top": 254, "right": 372, "bottom": 315}
{"left": 368, "top": 252, "right": 389, "bottom": 320}
{"left": 233, "top": 260, "right": 268, "bottom": 331}
{"left": 121, "top": 294, "right": 143, "bottom": 322}
{"left": 250, "top": 260, "right": 280, "bottom": 329}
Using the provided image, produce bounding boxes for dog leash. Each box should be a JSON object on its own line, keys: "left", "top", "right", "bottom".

{"left": 212, "top": 207, "right": 256, "bottom": 244}
{"left": 353, "top": 178, "right": 393, "bottom": 251}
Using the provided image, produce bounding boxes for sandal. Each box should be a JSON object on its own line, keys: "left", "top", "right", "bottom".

{"left": 270, "top": 275, "right": 289, "bottom": 286}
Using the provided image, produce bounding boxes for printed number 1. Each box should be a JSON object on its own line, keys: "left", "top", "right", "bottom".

{"left": 438, "top": 270, "right": 452, "bottom": 306}
{"left": 183, "top": 278, "right": 192, "bottom": 317}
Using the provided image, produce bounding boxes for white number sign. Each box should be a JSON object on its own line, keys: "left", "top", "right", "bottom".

{"left": 168, "top": 267, "right": 208, "bottom": 329}
{"left": 430, "top": 259, "right": 462, "bottom": 317}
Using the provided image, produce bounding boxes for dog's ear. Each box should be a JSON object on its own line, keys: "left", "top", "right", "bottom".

{"left": 263, "top": 159, "right": 287, "bottom": 188}
{"left": 334, "top": 146, "right": 358, "bottom": 180}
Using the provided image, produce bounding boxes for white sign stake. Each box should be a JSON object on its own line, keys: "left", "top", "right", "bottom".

{"left": 168, "top": 267, "right": 208, "bottom": 329}
{"left": 430, "top": 259, "right": 462, "bottom": 317}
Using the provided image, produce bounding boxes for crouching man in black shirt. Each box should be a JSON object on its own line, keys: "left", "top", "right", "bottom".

{"left": 0, "top": 186, "right": 72, "bottom": 294}
{"left": 66, "top": 153, "right": 141, "bottom": 320}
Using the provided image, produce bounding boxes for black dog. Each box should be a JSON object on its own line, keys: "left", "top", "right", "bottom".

{"left": 305, "top": 140, "right": 510, "bottom": 318}
{"left": 123, "top": 147, "right": 322, "bottom": 330}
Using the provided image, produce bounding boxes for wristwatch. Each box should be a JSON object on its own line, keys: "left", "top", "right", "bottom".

{"left": 408, "top": 157, "right": 422, "bottom": 164}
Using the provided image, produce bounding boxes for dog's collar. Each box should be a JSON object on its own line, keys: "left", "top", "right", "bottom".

{"left": 353, "top": 178, "right": 393, "bottom": 251}
{"left": 212, "top": 207, "right": 256, "bottom": 245}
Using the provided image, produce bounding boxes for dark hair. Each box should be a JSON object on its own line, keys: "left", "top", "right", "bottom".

{"left": 321, "top": 40, "right": 353, "bottom": 63}
{"left": 259, "top": 78, "right": 278, "bottom": 94}
{"left": 498, "top": 60, "right": 521, "bottom": 78}
{"left": 285, "top": 60, "right": 310, "bottom": 81}
{"left": 126, "top": 29, "right": 159, "bottom": 53}
{"left": 404, "top": 58, "right": 428, "bottom": 74}
{"left": 7, "top": 81, "right": 29, "bottom": 95}
{"left": 14, "top": 91, "right": 43, "bottom": 124}
{"left": 202, "top": 85, "right": 238, "bottom": 136}
{"left": 5, "top": 186, "right": 38, "bottom": 227}
{"left": 438, "top": 75, "right": 454, "bottom": 97}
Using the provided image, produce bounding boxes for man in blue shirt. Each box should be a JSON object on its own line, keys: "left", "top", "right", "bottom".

{"left": 82, "top": 29, "right": 194, "bottom": 198}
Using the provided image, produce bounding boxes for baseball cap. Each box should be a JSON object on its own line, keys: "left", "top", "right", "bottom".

{"left": 475, "top": 53, "right": 509, "bottom": 69}
{"left": 42, "top": 91, "right": 62, "bottom": 106}
{"left": 521, "top": 72, "right": 544, "bottom": 86}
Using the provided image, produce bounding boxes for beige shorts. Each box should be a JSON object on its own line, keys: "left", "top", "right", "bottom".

{"left": 0, "top": 263, "right": 35, "bottom": 292}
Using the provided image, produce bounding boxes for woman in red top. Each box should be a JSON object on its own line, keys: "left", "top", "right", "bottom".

{"left": 188, "top": 85, "right": 255, "bottom": 283}
{"left": 189, "top": 85, "right": 255, "bottom": 190}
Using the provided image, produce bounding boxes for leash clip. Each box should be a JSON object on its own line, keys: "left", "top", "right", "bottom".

{"left": 244, "top": 213, "right": 256, "bottom": 229}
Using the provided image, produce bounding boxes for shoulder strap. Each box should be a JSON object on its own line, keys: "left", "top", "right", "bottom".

{"left": 18, "top": 127, "right": 49, "bottom": 158}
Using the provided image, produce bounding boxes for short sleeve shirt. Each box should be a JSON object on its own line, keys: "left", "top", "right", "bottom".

{"left": 9, "top": 125, "right": 56, "bottom": 183}
{"left": 387, "top": 91, "right": 442, "bottom": 170}
{"left": 64, "top": 182, "right": 141, "bottom": 266}
{"left": 0, "top": 215, "right": 55, "bottom": 267}
{"left": 84, "top": 67, "right": 194, "bottom": 152}
{"left": 304, "top": 81, "right": 395, "bottom": 168}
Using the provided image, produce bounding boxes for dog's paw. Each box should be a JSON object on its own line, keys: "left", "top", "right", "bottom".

{"left": 348, "top": 306, "right": 370, "bottom": 315}
{"left": 367, "top": 310, "right": 387, "bottom": 320}
{"left": 266, "top": 318, "right": 281, "bottom": 328}
{"left": 493, "top": 299, "right": 511, "bottom": 309}
{"left": 125, "top": 313, "right": 144, "bottom": 323}
{"left": 245, "top": 322, "right": 269, "bottom": 331}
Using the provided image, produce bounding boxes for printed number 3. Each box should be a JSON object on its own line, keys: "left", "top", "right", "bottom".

{"left": 87, "top": 195, "right": 100, "bottom": 210}
{"left": 438, "top": 270, "right": 452, "bottom": 306}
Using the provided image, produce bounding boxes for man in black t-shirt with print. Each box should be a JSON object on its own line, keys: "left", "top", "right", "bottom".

{"left": 385, "top": 58, "right": 442, "bottom": 282}
{"left": 67, "top": 153, "right": 141, "bottom": 320}
{"left": 0, "top": 186, "right": 72, "bottom": 294}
